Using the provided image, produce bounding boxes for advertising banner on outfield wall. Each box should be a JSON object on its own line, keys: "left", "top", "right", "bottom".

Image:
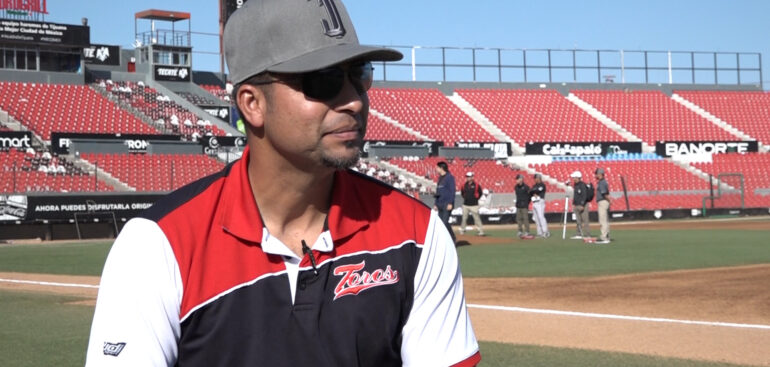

{"left": 525, "top": 142, "right": 643, "bottom": 156}
{"left": 0, "top": 19, "right": 89, "bottom": 46}
{"left": 362, "top": 140, "right": 444, "bottom": 157}
{"left": 51, "top": 133, "right": 182, "bottom": 155}
{"left": 199, "top": 104, "right": 230, "bottom": 122}
{"left": 0, "top": 195, "right": 27, "bottom": 221}
{"left": 455, "top": 142, "right": 512, "bottom": 158}
{"left": 83, "top": 44, "right": 120, "bottom": 65}
{"left": 0, "top": 131, "right": 33, "bottom": 149}
{"left": 154, "top": 65, "right": 192, "bottom": 82}
{"left": 200, "top": 135, "right": 246, "bottom": 155}
{"left": 655, "top": 141, "right": 759, "bottom": 157}
{"left": 0, "top": 194, "right": 164, "bottom": 222}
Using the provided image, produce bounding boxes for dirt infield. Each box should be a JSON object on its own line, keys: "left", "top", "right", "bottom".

{"left": 465, "top": 265, "right": 770, "bottom": 366}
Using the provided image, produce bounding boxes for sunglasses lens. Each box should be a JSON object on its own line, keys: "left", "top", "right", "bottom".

{"left": 351, "top": 62, "right": 374, "bottom": 92}
{"left": 301, "top": 62, "right": 374, "bottom": 101}
{"left": 302, "top": 68, "right": 345, "bottom": 100}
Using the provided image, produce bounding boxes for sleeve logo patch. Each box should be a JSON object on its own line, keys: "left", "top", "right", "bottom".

{"left": 333, "top": 260, "right": 399, "bottom": 300}
{"left": 103, "top": 342, "right": 126, "bottom": 356}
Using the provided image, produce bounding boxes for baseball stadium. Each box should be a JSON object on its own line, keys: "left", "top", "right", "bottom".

{"left": 1, "top": 1, "right": 769, "bottom": 366}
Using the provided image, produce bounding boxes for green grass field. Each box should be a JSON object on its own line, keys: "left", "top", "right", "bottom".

{"left": 0, "top": 221, "right": 768, "bottom": 367}
{"left": 457, "top": 228, "right": 770, "bottom": 278}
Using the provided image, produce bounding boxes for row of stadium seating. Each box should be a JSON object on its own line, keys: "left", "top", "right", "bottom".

{"left": 79, "top": 152, "right": 224, "bottom": 192}
{"left": 2, "top": 81, "right": 768, "bottom": 212}
{"left": 0, "top": 82, "right": 157, "bottom": 140}
{"left": 196, "top": 84, "right": 767, "bottom": 146}
{"left": 0, "top": 148, "right": 113, "bottom": 193}
{"left": 364, "top": 88, "right": 765, "bottom": 146}
{"left": 99, "top": 80, "right": 227, "bottom": 140}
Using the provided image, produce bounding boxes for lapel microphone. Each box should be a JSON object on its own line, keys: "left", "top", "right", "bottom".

{"left": 301, "top": 240, "right": 319, "bottom": 275}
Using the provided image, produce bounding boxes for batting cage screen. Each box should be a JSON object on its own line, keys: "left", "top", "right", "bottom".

{"left": 704, "top": 173, "right": 745, "bottom": 212}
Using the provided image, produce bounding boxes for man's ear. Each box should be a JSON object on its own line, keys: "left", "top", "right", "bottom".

{"left": 237, "top": 84, "right": 268, "bottom": 129}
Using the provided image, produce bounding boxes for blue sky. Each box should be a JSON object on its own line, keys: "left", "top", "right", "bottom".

{"left": 42, "top": 0, "right": 770, "bottom": 87}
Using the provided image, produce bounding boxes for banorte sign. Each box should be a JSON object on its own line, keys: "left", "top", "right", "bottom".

{"left": 0, "top": 0, "right": 48, "bottom": 14}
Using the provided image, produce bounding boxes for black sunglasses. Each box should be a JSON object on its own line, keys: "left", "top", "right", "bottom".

{"left": 253, "top": 62, "right": 374, "bottom": 101}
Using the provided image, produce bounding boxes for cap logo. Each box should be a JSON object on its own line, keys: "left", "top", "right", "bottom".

{"left": 317, "top": 0, "right": 346, "bottom": 38}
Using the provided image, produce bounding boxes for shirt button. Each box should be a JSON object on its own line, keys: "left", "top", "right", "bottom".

{"left": 299, "top": 282, "right": 306, "bottom": 290}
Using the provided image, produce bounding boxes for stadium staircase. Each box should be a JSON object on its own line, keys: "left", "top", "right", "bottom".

{"left": 367, "top": 109, "right": 429, "bottom": 141}
{"left": 149, "top": 81, "right": 239, "bottom": 136}
{"left": 90, "top": 82, "right": 174, "bottom": 136}
{"left": 670, "top": 94, "right": 754, "bottom": 142}
{"left": 573, "top": 90, "right": 738, "bottom": 145}
{"left": 71, "top": 158, "right": 133, "bottom": 192}
{"left": 673, "top": 91, "right": 770, "bottom": 150}
{"left": 368, "top": 88, "right": 497, "bottom": 145}
{"left": 445, "top": 93, "right": 518, "bottom": 152}
{"left": 363, "top": 158, "right": 435, "bottom": 190}
{"left": 565, "top": 93, "right": 651, "bottom": 151}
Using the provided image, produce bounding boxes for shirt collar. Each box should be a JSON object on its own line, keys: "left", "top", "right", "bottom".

{"left": 219, "top": 147, "right": 368, "bottom": 244}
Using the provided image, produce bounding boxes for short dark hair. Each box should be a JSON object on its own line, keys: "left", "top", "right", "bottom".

{"left": 437, "top": 161, "right": 449, "bottom": 172}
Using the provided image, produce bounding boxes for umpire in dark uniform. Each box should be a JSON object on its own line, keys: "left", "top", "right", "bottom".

{"left": 514, "top": 174, "right": 531, "bottom": 237}
{"left": 434, "top": 161, "right": 457, "bottom": 242}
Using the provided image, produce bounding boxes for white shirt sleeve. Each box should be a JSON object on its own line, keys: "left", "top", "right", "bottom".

{"left": 85, "top": 218, "right": 182, "bottom": 367}
{"left": 401, "top": 212, "right": 480, "bottom": 367}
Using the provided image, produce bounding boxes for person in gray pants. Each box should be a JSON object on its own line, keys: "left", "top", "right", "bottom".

{"left": 569, "top": 171, "right": 591, "bottom": 239}
{"left": 595, "top": 168, "right": 611, "bottom": 243}
{"left": 530, "top": 174, "right": 549, "bottom": 238}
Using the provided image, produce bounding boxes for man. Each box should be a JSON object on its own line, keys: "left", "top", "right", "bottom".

{"left": 514, "top": 174, "right": 531, "bottom": 237}
{"left": 460, "top": 171, "right": 485, "bottom": 236}
{"left": 434, "top": 161, "right": 457, "bottom": 243}
{"left": 570, "top": 171, "right": 591, "bottom": 239}
{"left": 530, "top": 174, "right": 549, "bottom": 238}
{"left": 595, "top": 168, "right": 611, "bottom": 244}
{"left": 85, "top": 1, "right": 479, "bottom": 366}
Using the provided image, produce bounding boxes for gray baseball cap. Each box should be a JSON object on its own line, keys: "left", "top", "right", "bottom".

{"left": 224, "top": 0, "right": 403, "bottom": 85}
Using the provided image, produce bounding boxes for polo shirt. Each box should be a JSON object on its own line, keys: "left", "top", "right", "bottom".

{"left": 86, "top": 147, "right": 480, "bottom": 367}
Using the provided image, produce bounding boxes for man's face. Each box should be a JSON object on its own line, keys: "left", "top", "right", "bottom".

{"left": 467, "top": 176, "right": 474, "bottom": 182}
{"left": 437, "top": 166, "right": 446, "bottom": 176}
{"left": 595, "top": 173, "right": 603, "bottom": 180}
{"left": 572, "top": 177, "right": 580, "bottom": 183}
{"left": 259, "top": 62, "right": 370, "bottom": 170}
{"left": 516, "top": 177, "right": 523, "bottom": 184}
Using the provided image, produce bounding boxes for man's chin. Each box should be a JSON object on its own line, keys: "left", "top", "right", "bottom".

{"left": 321, "top": 150, "right": 361, "bottom": 170}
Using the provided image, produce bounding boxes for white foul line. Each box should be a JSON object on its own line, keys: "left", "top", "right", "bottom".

{"left": 2, "top": 278, "right": 768, "bottom": 330}
{"left": 468, "top": 304, "right": 770, "bottom": 330}
{"left": 0, "top": 278, "right": 99, "bottom": 289}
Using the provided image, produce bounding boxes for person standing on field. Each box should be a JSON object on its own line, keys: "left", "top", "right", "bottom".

{"left": 434, "top": 161, "right": 457, "bottom": 243}
{"left": 595, "top": 168, "right": 611, "bottom": 244}
{"left": 514, "top": 174, "right": 531, "bottom": 238}
{"left": 570, "top": 171, "right": 591, "bottom": 239}
{"left": 530, "top": 174, "right": 549, "bottom": 238}
{"left": 460, "top": 171, "right": 485, "bottom": 236}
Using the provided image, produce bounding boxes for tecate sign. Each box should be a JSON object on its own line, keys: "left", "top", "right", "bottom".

{"left": 154, "top": 66, "right": 190, "bottom": 82}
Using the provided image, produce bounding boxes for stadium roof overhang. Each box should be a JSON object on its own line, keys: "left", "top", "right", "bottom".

{"left": 135, "top": 9, "right": 191, "bottom": 22}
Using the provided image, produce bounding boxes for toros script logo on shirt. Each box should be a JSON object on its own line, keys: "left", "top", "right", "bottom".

{"left": 333, "top": 260, "right": 399, "bottom": 300}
